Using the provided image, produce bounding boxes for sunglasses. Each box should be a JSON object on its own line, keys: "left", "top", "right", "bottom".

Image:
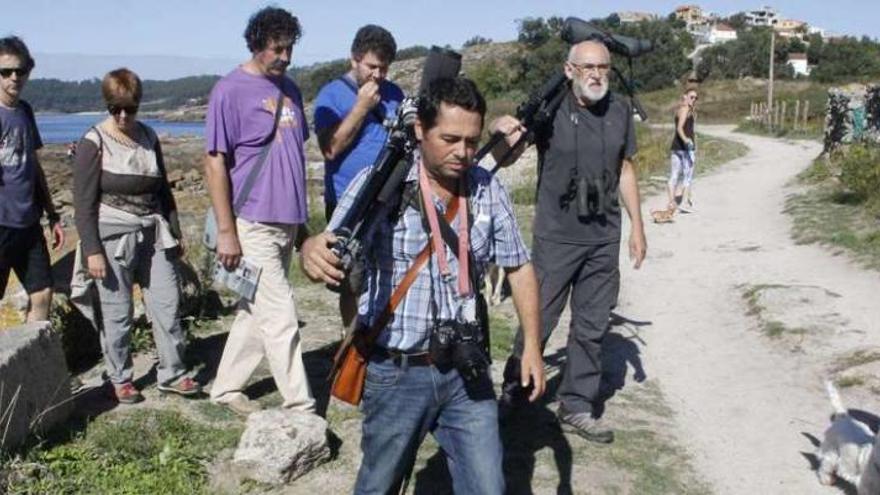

{"left": 0, "top": 67, "right": 30, "bottom": 78}
{"left": 108, "top": 104, "right": 139, "bottom": 116}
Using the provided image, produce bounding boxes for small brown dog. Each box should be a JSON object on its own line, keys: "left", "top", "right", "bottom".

{"left": 650, "top": 204, "right": 676, "bottom": 224}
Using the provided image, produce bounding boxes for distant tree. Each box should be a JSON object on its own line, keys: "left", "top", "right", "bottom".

{"left": 806, "top": 33, "right": 824, "bottom": 64}
{"left": 293, "top": 58, "right": 350, "bottom": 101}
{"left": 810, "top": 36, "right": 880, "bottom": 82}
{"left": 610, "top": 17, "right": 695, "bottom": 91}
{"left": 787, "top": 38, "right": 807, "bottom": 54}
{"left": 721, "top": 13, "right": 748, "bottom": 32}
{"left": 396, "top": 45, "right": 430, "bottom": 61}
{"left": 697, "top": 27, "right": 783, "bottom": 80}
{"left": 22, "top": 75, "right": 220, "bottom": 113}
{"left": 462, "top": 36, "right": 492, "bottom": 48}
{"left": 509, "top": 16, "right": 693, "bottom": 97}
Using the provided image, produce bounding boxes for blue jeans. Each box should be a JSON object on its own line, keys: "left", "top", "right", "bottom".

{"left": 354, "top": 357, "right": 504, "bottom": 494}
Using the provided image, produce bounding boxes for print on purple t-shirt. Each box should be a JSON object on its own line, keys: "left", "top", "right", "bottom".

{"left": 204, "top": 68, "right": 310, "bottom": 225}
{"left": 0, "top": 100, "right": 43, "bottom": 228}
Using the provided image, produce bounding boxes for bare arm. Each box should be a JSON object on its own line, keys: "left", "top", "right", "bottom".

{"left": 34, "top": 156, "right": 64, "bottom": 251}
{"left": 619, "top": 158, "right": 646, "bottom": 269}
{"left": 505, "top": 262, "right": 545, "bottom": 401}
{"left": 203, "top": 151, "right": 241, "bottom": 269}
{"left": 318, "top": 80, "right": 380, "bottom": 161}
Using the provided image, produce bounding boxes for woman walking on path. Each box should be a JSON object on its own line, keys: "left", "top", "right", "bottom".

{"left": 71, "top": 68, "right": 200, "bottom": 404}
{"left": 668, "top": 88, "right": 698, "bottom": 212}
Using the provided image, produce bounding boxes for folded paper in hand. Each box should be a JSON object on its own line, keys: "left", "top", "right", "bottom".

{"left": 213, "top": 256, "right": 261, "bottom": 301}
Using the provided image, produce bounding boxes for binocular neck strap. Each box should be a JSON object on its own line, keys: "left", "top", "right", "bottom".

{"left": 418, "top": 161, "right": 471, "bottom": 297}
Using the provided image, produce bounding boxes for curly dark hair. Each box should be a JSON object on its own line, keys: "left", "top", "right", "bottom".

{"left": 351, "top": 25, "right": 397, "bottom": 64}
{"left": 417, "top": 77, "right": 486, "bottom": 130}
{"left": 0, "top": 36, "right": 35, "bottom": 72}
{"left": 243, "top": 7, "right": 302, "bottom": 53}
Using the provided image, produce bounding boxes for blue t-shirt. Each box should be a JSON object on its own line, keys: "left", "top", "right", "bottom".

{"left": 0, "top": 100, "right": 43, "bottom": 228}
{"left": 313, "top": 76, "right": 403, "bottom": 205}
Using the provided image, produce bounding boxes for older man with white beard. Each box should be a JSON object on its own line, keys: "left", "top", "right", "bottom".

{"left": 489, "top": 40, "right": 646, "bottom": 444}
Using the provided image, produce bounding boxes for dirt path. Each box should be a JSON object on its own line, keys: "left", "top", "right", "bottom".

{"left": 619, "top": 126, "right": 880, "bottom": 494}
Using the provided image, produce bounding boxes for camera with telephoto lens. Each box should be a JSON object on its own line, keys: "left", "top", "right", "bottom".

{"left": 429, "top": 320, "right": 489, "bottom": 382}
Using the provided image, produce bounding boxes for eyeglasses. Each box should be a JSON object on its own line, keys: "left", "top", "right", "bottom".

{"left": 0, "top": 67, "right": 30, "bottom": 78}
{"left": 108, "top": 104, "right": 139, "bottom": 116}
{"left": 569, "top": 62, "right": 611, "bottom": 75}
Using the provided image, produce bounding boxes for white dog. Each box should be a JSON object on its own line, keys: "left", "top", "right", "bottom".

{"left": 816, "top": 381, "right": 876, "bottom": 487}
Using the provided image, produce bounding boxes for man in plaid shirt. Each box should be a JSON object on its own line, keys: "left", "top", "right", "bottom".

{"left": 301, "top": 77, "right": 545, "bottom": 494}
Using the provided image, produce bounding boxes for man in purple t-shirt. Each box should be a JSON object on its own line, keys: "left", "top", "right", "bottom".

{"left": 203, "top": 7, "right": 315, "bottom": 416}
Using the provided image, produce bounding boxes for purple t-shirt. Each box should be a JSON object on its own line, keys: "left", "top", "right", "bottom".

{"left": 205, "top": 68, "right": 309, "bottom": 225}
{"left": 0, "top": 100, "right": 43, "bottom": 228}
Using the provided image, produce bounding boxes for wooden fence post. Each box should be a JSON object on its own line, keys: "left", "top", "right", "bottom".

{"left": 805, "top": 101, "right": 811, "bottom": 129}
{"left": 794, "top": 100, "right": 800, "bottom": 131}
{"left": 782, "top": 101, "right": 787, "bottom": 130}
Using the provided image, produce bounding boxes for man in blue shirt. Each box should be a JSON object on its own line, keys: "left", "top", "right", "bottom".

{"left": 301, "top": 77, "right": 545, "bottom": 494}
{"left": 0, "top": 36, "right": 64, "bottom": 321}
{"left": 313, "top": 24, "right": 404, "bottom": 335}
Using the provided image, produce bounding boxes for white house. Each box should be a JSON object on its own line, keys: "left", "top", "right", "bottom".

{"left": 787, "top": 53, "right": 810, "bottom": 76}
{"left": 709, "top": 23, "right": 738, "bottom": 43}
{"left": 744, "top": 6, "right": 779, "bottom": 27}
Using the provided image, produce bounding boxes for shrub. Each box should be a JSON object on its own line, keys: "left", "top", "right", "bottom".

{"left": 838, "top": 144, "right": 880, "bottom": 213}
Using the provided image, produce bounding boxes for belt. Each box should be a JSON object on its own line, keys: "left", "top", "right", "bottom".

{"left": 371, "top": 346, "right": 433, "bottom": 367}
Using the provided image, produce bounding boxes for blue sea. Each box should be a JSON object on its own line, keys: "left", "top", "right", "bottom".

{"left": 36, "top": 114, "right": 204, "bottom": 144}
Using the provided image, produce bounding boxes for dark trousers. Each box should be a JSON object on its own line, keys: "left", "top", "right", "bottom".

{"left": 508, "top": 237, "right": 620, "bottom": 415}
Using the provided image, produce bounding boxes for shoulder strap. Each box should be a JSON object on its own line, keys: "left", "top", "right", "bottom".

{"left": 233, "top": 90, "right": 286, "bottom": 214}
{"left": 362, "top": 197, "right": 460, "bottom": 346}
{"left": 423, "top": 187, "right": 481, "bottom": 295}
{"left": 336, "top": 76, "right": 386, "bottom": 124}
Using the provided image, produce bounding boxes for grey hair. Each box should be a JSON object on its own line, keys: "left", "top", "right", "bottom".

{"left": 567, "top": 40, "right": 610, "bottom": 63}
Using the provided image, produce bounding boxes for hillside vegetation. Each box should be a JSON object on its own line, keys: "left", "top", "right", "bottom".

{"left": 21, "top": 15, "right": 880, "bottom": 119}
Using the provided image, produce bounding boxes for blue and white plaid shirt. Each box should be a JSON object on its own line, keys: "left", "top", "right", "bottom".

{"left": 327, "top": 156, "right": 530, "bottom": 352}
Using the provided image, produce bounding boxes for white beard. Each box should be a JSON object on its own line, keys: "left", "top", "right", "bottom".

{"left": 573, "top": 77, "right": 609, "bottom": 104}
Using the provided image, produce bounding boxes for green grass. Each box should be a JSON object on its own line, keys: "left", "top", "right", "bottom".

{"left": 735, "top": 118, "right": 823, "bottom": 140}
{"left": 633, "top": 125, "right": 749, "bottom": 196}
{"left": 740, "top": 284, "right": 805, "bottom": 338}
{"left": 837, "top": 376, "right": 867, "bottom": 388}
{"left": 641, "top": 79, "right": 830, "bottom": 125}
{"left": 833, "top": 350, "right": 880, "bottom": 373}
{"left": 488, "top": 309, "right": 517, "bottom": 361}
{"left": 785, "top": 181, "right": 880, "bottom": 271}
{"left": 2, "top": 409, "right": 242, "bottom": 494}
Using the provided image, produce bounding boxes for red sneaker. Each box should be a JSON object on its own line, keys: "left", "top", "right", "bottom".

{"left": 113, "top": 382, "right": 145, "bottom": 404}
{"left": 157, "top": 377, "right": 202, "bottom": 397}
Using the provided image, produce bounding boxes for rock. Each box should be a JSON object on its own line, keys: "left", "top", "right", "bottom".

{"left": 53, "top": 190, "right": 74, "bottom": 207}
{"left": 184, "top": 169, "right": 201, "bottom": 181}
{"left": 0, "top": 322, "right": 73, "bottom": 452}
{"left": 167, "top": 169, "right": 185, "bottom": 185}
{"left": 233, "top": 409, "right": 331, "bottom": 485}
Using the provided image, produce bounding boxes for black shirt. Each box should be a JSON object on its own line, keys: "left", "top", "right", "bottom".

{"left": 671, "top": 112, "right": 695, "bottom": 152}
{"left": 534, "top": 91, "right": 637, "bottom": 245}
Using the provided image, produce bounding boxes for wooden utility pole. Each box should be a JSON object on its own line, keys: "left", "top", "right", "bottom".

{"left": 768, "top": 30, "right": 775, "bottom": 128}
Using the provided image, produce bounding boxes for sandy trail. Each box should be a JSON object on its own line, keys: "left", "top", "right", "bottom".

{"left": 617, "top": 126, "right": 880, "bottom": 494}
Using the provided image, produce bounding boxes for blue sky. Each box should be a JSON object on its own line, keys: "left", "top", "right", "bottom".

{"left": 3, "top": 0, "right": 878, "bottom": 78}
